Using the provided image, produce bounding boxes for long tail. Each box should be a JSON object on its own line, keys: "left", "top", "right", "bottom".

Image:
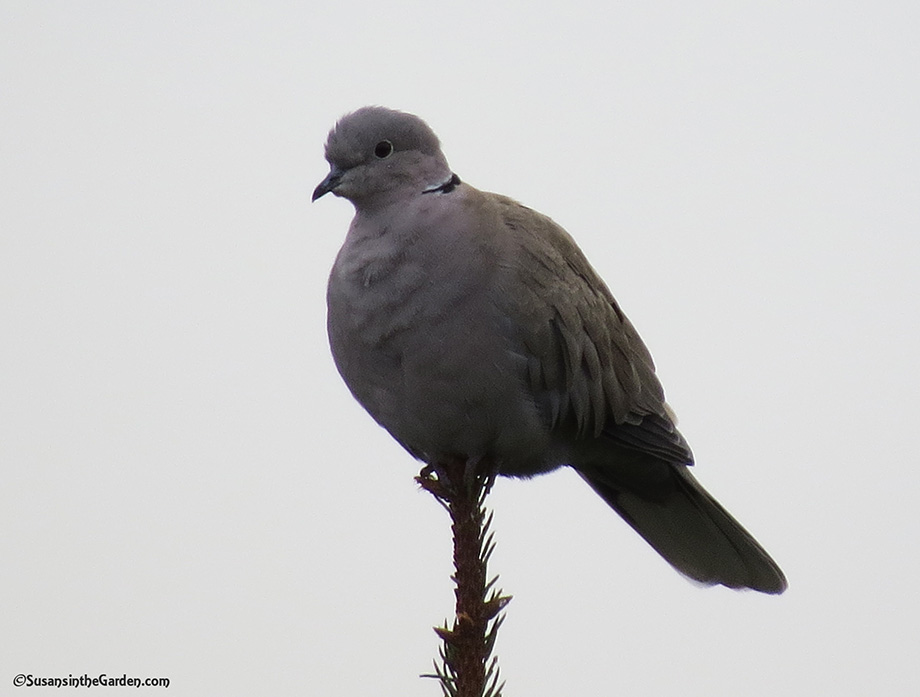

{"left": 577, "top": 462, "right": 787, "bottom": 593}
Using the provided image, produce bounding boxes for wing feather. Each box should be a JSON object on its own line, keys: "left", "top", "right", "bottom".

{"left": 496, "top": 196, "right": 689, "bottom": 463}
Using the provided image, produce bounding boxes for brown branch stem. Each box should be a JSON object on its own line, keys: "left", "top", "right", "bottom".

{"left": 417, "top": 459, "right": 509, "bottom": 697}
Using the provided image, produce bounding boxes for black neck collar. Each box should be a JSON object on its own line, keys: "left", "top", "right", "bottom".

{"left": 422, "top": 173, "right": 461, "bottom": 195}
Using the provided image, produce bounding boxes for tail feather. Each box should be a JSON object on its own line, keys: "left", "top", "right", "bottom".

{"left": 577, "top": 463, "right": 787, "bottom": 594}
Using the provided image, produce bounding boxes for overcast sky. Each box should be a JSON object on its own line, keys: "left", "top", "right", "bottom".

{"left": 2, "top": 2, "right": 918, "bottom": 695}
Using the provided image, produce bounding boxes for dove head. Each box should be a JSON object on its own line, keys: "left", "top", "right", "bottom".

{"left": 312, "top": 106, "right": 453, "bottom": 209}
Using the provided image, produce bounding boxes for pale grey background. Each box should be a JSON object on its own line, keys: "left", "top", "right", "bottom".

{"left": 2, "top": 2, "right": 918, "bottom": 695}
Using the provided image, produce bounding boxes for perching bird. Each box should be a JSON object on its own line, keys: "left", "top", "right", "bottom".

{"left": 313, "top": 106, "right": 786, "bottom": 594}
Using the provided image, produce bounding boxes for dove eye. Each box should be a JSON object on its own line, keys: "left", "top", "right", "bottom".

{"left": 374, "top": 140, "right": 394, "bottom": 159}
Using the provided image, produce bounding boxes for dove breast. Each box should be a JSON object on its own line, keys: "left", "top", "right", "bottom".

{"left": 326, "top": 181, "right": 563, "bottom": 472}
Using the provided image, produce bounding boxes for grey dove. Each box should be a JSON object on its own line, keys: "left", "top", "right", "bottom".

{"left": 313, "top": 106, "right": 786, "bottom": 594}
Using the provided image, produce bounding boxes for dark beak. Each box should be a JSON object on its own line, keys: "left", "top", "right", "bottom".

{"left": 312, "top": 169, "right": 342, "bottom": 201}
